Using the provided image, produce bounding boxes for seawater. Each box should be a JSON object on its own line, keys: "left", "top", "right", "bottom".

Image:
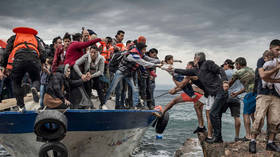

{"left": 0, "top": 90, "right": 246, "bottom": 157}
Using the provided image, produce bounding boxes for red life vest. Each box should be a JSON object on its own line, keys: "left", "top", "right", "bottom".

{"left": 6, "top": 27, "right": 39, "bottom": 70}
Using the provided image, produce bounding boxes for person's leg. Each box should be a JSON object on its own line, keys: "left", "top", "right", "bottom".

{"left": 0, "top": 79, "right": 4, "bottom": 102}
{"left": 11, "top": 62, "right": 26, "bottom": 108}
{"left": 104, "top": 70, "right": 124, "bottom": 105}
{"left": 194, "top": 102, "right": 204, "bottom": 127}
{"left": 115, "top": 80, "right": 122, "bottom": 108}
{"left": 39, "top": 84, "right": 45, "bottom": 108}
{"left": 124, "top": 76, "right": 139, "bottom": 108}
{"left": 250, "top": 95, "right": 270, "bottom": 153}
{"left": 150, "top": 80, "right": 156, "bottom": 109}
{"left": 206, "top": 110, "right": 213, "bottom": 138}
{"left": 92, "top": 77, "right": 106, "bottom": 106}
{"left": 120, "top": 80, "right": 128, "bottom": 108}
{"left": 162, "top": 95, "right": 185, "bottom": 114}
{"left": 227, "top": 97, "right": 241, "bottom": 140}
{"left": 207, "top": 91, "right": 228, "bottom": 143}
{"left": 265, "top": 96, "right": 280, "bottom": 152}
{"left": 243, "top": 114, "right": 251, "bottom": 139}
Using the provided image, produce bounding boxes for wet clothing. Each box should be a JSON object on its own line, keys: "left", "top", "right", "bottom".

{"left": 64, "top": 38, "right": 101, "bottom": 66}
{"left": 225, "top": 69, "right": 245, "bottom": 99}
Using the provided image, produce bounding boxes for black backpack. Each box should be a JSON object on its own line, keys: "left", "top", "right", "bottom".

{"left": 109, "top": 51, "right": 127, "bottom": 73}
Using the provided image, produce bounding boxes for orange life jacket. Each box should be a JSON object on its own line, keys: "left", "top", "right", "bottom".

{"left": 6, "top": 32, "right": 39, "bottom": 70}
{"left": 99, "top": 41, "right": 113, "bottom": 64}
{"left": 115, "top": 43, "right": 126, "bottom": 51}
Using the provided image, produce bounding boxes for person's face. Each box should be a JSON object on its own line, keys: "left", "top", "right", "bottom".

{"left": 90, "top": 49, "right": 98, "bottom": 59}
{"left": 223, "top": 63, "right": 229, "bottom": 70}
{"left": 63, "top": 38, "right": 71, "bottom": 49}
{"left": 186, "top": 64, "right": 193, "bottom": 69}
{"left": 82, "top": 30, "right": 90, "bottom": 41}
{"left": 65, "top": 68, "right": 71, "bottom": 78}
{"left": 149, "top": 51, "right": 157, "bottom": 58}
{"left": 270, "top": 45, "right": 280, "bottom": 57}
{"left": 117, "top": 33, "right": 124, "bottom": 42}
{"left": 141, "top": 47, "right": 147, "bottom": 54}
{"left": 223, "top": 83, "right": 229, "bottom": 91}
{"left": 167, "top": 58, "right": 174, "bottom": 64}
{"left": 235, "top": 63, "right": 241, "bottom": 70}
{"left": 105, "top": 39, "right": 112, "bottom": 47}
{"left": 55, "top": 39, "right": 62, "bottom": 49}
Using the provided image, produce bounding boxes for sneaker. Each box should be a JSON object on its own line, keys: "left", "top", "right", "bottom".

{"left": 102, "top": 105, "right": 108, "bottom": 110}
{"left": 242, "top": 136, "right": 250, "bottom": 142}
{"left": 266, "top": 142, "right": 280, "bottom": 152}
{"left": 193, "top": 126, "right": 207, "bottom": 134}
{"left": 31, "top": 87, "right": 39, "bottom": 103}
{"left": 249, "top": 141, "right": 256, "bottom": 153}
{"left": 17, "top": 106, "right": 26, "bottom": 113}
{"left": 205, "top": 136, "right": 223, "bottom": 144}
{"left": 234, "top": 137, "right": 243, "bottom": 142}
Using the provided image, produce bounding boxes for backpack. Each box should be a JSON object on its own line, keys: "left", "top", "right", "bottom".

{"left": 109, "top": 51, "right": 128, "bottom": 73}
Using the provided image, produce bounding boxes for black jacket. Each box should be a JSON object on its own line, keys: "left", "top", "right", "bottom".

{"left": 46, "top": 66, "right": 83, "bottom": 103}
{"left": 175, "top": 60, "right": 227, "bottom": 97}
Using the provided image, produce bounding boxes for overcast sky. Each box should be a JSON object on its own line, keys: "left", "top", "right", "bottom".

{"left": 0, "top": 0, "right": 280, "bottom": 87}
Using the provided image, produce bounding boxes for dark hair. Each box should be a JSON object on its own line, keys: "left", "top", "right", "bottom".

{"left": 52, "top": 36, "right": 61, "bottom": 44}
{"left": 126, "top": 40, "right": 132, "bottom": 45}
{"left": 117, "top": 30, "right": 125, "bottom": 35}
{"left": 149, "top": 48, "right": 158, "bottom": 54}
{"left": 270, "top": 39, "right": 280, "bottom": 48}
{"left": 165, "top": 55, "right": 173, "bottom": 62}
{"left": 106, "top": 37, "right": 112, "bottom": 43}
{"left": 90, "top": 45, "right": 99, "bottom": 51}
{"left": 72, "top": 33, "right": 82, "bottom": 41}
{"left": 63, "top": 32, "right": 71, "bottom": 41}
{"left": 235, "top": 57, "right": 247, "bottom": 66}
{"left": 194, "top": 52, "right": 206, "bottom": 62}
{"left": 187, "top": 61, "right": 195, "bottom": 67}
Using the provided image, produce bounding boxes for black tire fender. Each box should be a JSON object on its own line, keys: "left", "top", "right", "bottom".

{"left": 34, "top": 110, "right": 67, "bottom": 141}
{"left": 155, "top": 112, "right": 169, "bottom": 134}
{"left": 39, "top": 142, "right": 68, "bottom": 157}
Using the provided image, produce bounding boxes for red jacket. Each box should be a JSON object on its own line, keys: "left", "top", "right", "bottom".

{"left": 64, "top": 38, "right": 101, "bottom": 66}
{"left": 52, "top": 45, "right": 65, "bottom": 72}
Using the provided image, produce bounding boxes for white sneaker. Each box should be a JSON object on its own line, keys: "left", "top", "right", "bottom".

{"left": 102, "top": 105, "right": 109, "bottom": 110}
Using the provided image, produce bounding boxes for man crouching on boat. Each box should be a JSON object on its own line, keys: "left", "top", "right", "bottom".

{"left": 0, "top": 27, "right": 46, "bottom": 112}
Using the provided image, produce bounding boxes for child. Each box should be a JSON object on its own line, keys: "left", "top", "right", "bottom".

{"left": 262, "top": 50, "right": 280, "bottom": 95}
{"left": 161, "top": 55, "right": 196, "bottom": 98}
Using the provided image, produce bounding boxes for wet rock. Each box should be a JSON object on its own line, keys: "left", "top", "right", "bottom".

{"left": 175, "top": 133, "right": 280, "bottom": 157}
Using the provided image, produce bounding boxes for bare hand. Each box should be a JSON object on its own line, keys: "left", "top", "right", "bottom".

{"left": 0, "top": 70, "right": 4, "bottom": 80}
{"left": 231, "top": 92, "right": 238, "bottom": 98}
{"left": 65, "top": 99, "right": 71, "bottom": 106}
{"left": 169, "top": 88, "right": 176, "bottom": 95}
{"left": 81, "top": 74, "right": 88, "bottom": 82}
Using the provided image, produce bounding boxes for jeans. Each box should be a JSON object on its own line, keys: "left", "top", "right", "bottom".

{"left": 105, "top": 70, "right": 139, "bottom": 107}
{"left": 39, "top": 84, "right": 46, "bottom": 107}
{"left": 115, "top": 79, "right": 127, "bottom": 108}
{"left": 149, "top": 80, "right": 156, "bottom": 108}
{"left": 209, "top": 91, "right": 228, "bottom": 139}
{"left": 0, "top": 79, "right": 4, "bottom": 102}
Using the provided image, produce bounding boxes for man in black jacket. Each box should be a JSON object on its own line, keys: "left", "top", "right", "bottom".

{"left": 171, "top": 52, "right": 228, "bottom": 143}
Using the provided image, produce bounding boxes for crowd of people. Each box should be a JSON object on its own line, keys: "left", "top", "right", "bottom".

{"left": 0, "top": 27, "right": 280, "bottom": 154}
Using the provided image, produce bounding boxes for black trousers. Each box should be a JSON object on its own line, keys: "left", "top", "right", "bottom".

{"left": 209, "top": 91, "right": 228, "bottom": 139}
{"left": 91, "top": 76, "right": 106, "bottom": 105}
{"left": 11, "top": 54, "right": 41, "bottom": 107}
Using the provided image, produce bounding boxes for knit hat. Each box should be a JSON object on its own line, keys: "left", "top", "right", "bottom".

{"left": 137, "top": 36, "right": 146, "bottom": 44}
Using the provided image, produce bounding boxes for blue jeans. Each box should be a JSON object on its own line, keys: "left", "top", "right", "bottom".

{"left": 115, "top": 79, "right": 126, "bottom": 108}
{"left": 39, "top": 85, "right": 46, "bottom": 108}
{"left": 105, "top": 70, "right": 139, "bottom": 107}
{"left": 0, "top": 79, "right": 4, "bottom": 102}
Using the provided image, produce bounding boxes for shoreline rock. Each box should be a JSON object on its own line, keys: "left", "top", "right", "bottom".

{"left": 175, "top": 132, "right": 280, "bottom": 157}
